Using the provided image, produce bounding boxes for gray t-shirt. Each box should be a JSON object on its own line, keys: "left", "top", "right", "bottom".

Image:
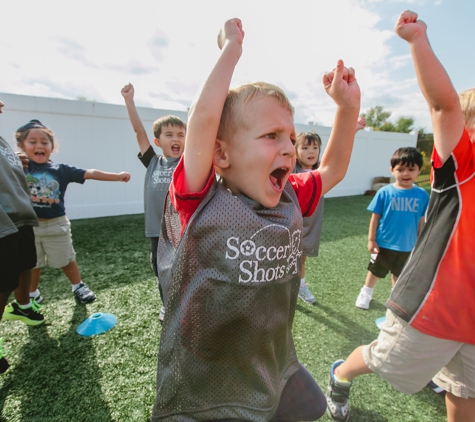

{"left": 138, "top": 146, "right": 180, "bottom": 237}
{"left": 0, "top": 136, "right": 38, "bottom": 239}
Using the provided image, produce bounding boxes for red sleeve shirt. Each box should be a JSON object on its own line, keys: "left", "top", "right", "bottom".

{"left": 170, "top": 158, "right": 322, "bottom": 234}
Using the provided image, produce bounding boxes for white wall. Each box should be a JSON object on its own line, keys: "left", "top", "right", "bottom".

{"left": 1, "top": 92, "right": 416, "bottom": 220}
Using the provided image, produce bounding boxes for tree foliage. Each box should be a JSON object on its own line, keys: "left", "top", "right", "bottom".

{"left": 361, "top": 105, "right": 415, "bottom": 133}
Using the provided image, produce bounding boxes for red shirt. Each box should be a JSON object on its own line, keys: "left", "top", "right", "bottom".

{"left": 169, "top": 158, "right": 322, "bottom": 235}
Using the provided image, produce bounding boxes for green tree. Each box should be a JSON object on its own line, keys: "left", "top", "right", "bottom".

{"left": 361, "top": 106, "right": 391, "bottom": 130}
{"left": 362, "top": 106, "right": 415, "bottom": 133}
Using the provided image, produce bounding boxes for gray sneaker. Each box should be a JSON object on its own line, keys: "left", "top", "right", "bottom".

{"left": 298, "top": 284, "right": 316, "bottom": 304}
{"left": 326, "top": 360, "right": 352, "bottom": 422}
{"left": 74, "top": 282, "right": 96, "bottom": 304}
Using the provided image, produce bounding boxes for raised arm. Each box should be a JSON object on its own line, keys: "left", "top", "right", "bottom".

{"left": 183, "top": 18, "right": 244, "bottom": 194}
{"left": 121, "top": 83, "right": 151, "bottom": 155}
{"left": 84, "top": 170, "right": 131, "bottom": 182}
{"left": 395, "top": 10, "right": 464, "bottom": 164}
{"left": 318, "top": 60, "right": 361, "bottom": 196}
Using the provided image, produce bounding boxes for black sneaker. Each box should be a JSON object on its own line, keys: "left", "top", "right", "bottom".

{"left": 326, "top": 360, "right": 352, "bottom": 422}
{"left": 73, "top": 282, "right": 96, "bottom": 304}
{"left": 0, "top": 339, "right": 9, "bottom": 374}
{"left": 2, "top": 300, "right": 44, "bottom": 326}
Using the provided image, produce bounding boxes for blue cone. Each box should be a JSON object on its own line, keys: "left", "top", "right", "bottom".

{"left": 77, "top": 312, "right": 117, "bottom": 336}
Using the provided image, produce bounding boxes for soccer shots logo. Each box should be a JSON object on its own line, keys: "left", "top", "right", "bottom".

{"left": 225, "top": 225, "right": 302, "bottom": 283}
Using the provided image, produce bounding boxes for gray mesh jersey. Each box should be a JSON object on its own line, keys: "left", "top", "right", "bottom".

{"left": 152, "top": 178, "right": 304, "bottom": 421}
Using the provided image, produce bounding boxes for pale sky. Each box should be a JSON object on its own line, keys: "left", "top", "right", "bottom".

{"left": 1, "top": 0, "right": 473, "bottom": 133}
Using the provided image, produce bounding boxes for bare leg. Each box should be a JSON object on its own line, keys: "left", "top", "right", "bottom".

{"left": 446, "top": 393, "right": 475, "bottom": 422}
{"left": 391, "top": 274, "right": 398, "bottom": 288}
{"left": 301, "top": 256, "right": 307, "bottom": 280}
{"left": 334, "top": 346, "right": 373, "bottom": 382}
{"left": 29, "top": 268, "right": 42, "bottom": 293}
{"left": 61, "top": 261, "right": 82, "bottom": 285}
{"left": 13, "top": 270, "right": 32, "bottom": 306}
{"left": 363, "top": 271, "right": 379, "bottom": 288}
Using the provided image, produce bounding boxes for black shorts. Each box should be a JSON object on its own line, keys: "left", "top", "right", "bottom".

{"left": 0, "top": 225, "right": 37, "bottom": 293}
{"left": 367, "top": 247, "right": 410, "bottom": 278}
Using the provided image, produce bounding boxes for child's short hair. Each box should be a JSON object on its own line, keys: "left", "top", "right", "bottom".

{"left": 15, "top": 120, "right": 55, "bottom": 150}
{"left": 152, "top": 115, "right": 187, "bottom": 139}
{"left": 390, "top": 147, "right": 423, "bottom": 169}
{"left": 459, "top": 88, "right": 475, "bottom": 130}
{"left": 217, "top": 82, "right": 294, "bottom": 142}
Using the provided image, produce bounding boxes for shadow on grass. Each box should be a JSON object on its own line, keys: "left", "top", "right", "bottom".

{"left": 0, "top": 303, "right": 112, "bottom": 421}
{"left": 296, "top": 301, "right": 378, "bottom": 352}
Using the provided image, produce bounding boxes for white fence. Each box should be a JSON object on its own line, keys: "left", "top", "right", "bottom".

{"left": 0, "top": 92, "right": 417, "bottom": 220}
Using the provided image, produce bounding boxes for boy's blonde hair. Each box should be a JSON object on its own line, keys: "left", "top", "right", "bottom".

{"left": 217, "top": 82, "right": 294, "bottom": 141}
{"left": 15, "top": 120, "right": 55, "bottom": 150}
{"left": 152, "top": 115, "right": 187, "bottom": 139}
{"left": 459, "top": 88, "right": 475, "bottom": 130}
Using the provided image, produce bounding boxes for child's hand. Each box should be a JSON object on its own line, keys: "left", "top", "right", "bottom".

{"left": 118, "top": 172, "right": 131, "bottom": 182}
{"left": 367, "top": 240, "right": 379, "bottom": 254}
{"left": 323, "top": 60, "right": 360, "bottom": 109}
{"left": 121, "top": 83, "right": 135, "bottom": 100}
{"left": 217, "top": 18, "right": 244, "bottom": 50}
{"left": 16, "top": 152, "right": 29, "bottom": 170}
{"left": 394, "top": 10, "right": 427, "bottom": 43}
{"left": 356, "top": 116, "right": 366, "bottom": 132}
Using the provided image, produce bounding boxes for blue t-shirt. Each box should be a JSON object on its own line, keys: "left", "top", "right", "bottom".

{"left": 368, "top": 184, "right": 429, "bottom": 252}
{"left": 25, "top": 161, "right": 86, "bottom": 219}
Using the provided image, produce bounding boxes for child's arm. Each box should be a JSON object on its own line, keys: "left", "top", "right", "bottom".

{"left": 395, "top": 10, "right": 464, "bottom": 164}
{"left": 367, "top": 213, "right": 380, "bottom": 254}
{"left": 318, "top": 60, "right": 361, "bottom": 196}
{"left": 183, "top": 18, "right": 244, "bottom": 194}
{"left": 121, "top": 83, "right": 151, "bottom": 155}
{"left": 84, "top": 170, "right": 131, "bottom": 182}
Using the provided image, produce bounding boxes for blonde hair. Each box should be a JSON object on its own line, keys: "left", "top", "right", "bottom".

{"left": 217, "top": 82, "right": 294, "bottom": 141}
{"left": 459, "top": 88, "right": 475, "bottom": 130}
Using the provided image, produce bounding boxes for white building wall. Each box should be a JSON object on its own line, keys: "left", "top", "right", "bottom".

{"left": 1, "top": 93, "right": 417, "bottom": 220}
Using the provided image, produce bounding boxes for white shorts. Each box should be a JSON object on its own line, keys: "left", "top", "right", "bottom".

{"left": 34, "top": 216, "right": 76, "bottom": 268}
{"left": 363, "top": 309, "right": 475, "bottom": 399}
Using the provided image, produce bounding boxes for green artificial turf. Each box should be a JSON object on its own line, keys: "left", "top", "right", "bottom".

{"left": 0, "top": 196, "right": 446, "bottom": 421}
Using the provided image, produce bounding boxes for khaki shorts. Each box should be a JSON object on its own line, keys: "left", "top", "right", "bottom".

{"left": 33, "top": 216, "right": 76, "bottom": 269}
{"left": 363, "top": 309, "right": 475, "bottom": 399}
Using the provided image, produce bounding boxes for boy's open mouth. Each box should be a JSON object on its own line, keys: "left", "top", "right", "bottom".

{"left": 269, "top": 167, "right": 288, "bottom": 189}
{"left": 171, "top": 145, "right": 181, "bottom": 154}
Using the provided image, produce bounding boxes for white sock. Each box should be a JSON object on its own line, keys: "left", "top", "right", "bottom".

{"left": 72, "top": 282, "right": 83, "bottom": 292}
{"left": 334, "top": 372, "right": 352, "bottom": 386}
{"left": 362, "top": 286, "right": 374, "bottom": 296}
{"left": 29, "top": 289, "right": 40, "bottom": 298}
{"left": 18, "top": 301, "right": 32, "bottom": 310}
{"left": 300, "top": 278, "right": 306, "bottom": 286}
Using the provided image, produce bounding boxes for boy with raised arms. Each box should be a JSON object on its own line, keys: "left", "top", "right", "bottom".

{"left": 152, "top": 18, "right": 360, "bottom": 421}
{"left": 326, "top": 10, "right": 475, "bottom": 422}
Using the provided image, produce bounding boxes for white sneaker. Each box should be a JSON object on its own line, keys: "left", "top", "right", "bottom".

{"left": 298, "top": 284, "right": 316, "bottom": 304}
{"left": 355, "top": 288, "right": 372, "bottom": 310}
